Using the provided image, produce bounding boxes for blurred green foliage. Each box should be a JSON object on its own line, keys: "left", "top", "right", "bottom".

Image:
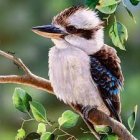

{"left": 0, "top": 0, "right": 140, "bottom": 139}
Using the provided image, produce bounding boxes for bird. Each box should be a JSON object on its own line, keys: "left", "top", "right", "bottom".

{"left": 32, "top": 6, "right": 124, "bottom": 124}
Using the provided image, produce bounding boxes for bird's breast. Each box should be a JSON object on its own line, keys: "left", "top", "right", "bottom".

{"left": 48, "top": 46, "right": 109, "bottom": 114}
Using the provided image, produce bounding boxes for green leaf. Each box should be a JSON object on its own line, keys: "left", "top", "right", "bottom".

{"left": 15, "top": 128, "right": 26, "bottom": 140}
{"left": 130, "top": 0, "right": 140, "bottom": 6}
{"left": 109, "top": 20, "right": 128, "bottom": 50}
{"left": 125, "top": 7, "right": 136, "bottom": 23}
{"left": 12, "top": 88, "right": 32, "bottom": 112}
{"left": 97, "top": 4, "right": 117, "bottom": 14}
{"left": 85, "top": 0, "right": 99, "bottom": 9}
{"left": 25, "top": 132, "right": 40, "bottom": 140}
{"left": 96, "top": 0, "right": 120, "bottom": 14}
{"left": 37, "top": 123, "right": 46, "bottom": 134}
{"left": 94, "top": 125, "right": 111, "bottom": 134}
{"left": 58, "top": 110, "right": 79, "bottom": 128}
{"left": 101, "top": 134, "right": 118, "bottom": 140}
{"left": 30, "top": 101, "right": 47, "bottom": 122}
{"left": 128, "top": 105, "right": 138, "bottom": 133}
{"left": 97, "top": 0, "right": 120, "bottom": 7}
{"left": 41, "top": 132, "right": 54, "bottom": 140}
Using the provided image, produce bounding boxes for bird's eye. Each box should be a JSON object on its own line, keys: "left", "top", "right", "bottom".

{"left": 66, "top": 25, "right": 77, "bottom": 33}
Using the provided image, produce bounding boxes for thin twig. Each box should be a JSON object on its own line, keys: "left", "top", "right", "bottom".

{"left": 0, "top": 50, "right": 31, "bottom": 74}
{"left": 103, "top": 15, "right": 111, "bottom": 25}
{"left": 52, "top": 127, "right": 77, "bottom": 140}
{"left": 58, "top": 127, "right": 77, "bottom": 140}
{"left": 67, "top": 136, "right": 76, "bottom": 140}
{"left": 56, "top": 134, "right": 68, "bottom": 140}
{"left": 21, "top": 118, "right": 35, "bottom": 128}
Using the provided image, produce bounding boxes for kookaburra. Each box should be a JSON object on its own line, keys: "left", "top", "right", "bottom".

{"left": 32, "top": 6, "right": 124, "bottom": 123}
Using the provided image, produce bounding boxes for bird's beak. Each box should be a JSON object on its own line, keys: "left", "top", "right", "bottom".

{"left": 32, "top": 25, "right": 67, "bottom": 39}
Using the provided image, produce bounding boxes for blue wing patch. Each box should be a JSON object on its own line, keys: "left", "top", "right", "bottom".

{"left": 90, "top": 56, "right": 122, "bottom": 96}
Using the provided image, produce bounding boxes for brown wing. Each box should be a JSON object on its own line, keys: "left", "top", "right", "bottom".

{"left": 93, "top": 44, "right": 124, "bottom": 115}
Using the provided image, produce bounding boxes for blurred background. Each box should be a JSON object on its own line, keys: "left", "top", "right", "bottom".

{"left": 0, "top": 0, "right": 140, "bottom": 139}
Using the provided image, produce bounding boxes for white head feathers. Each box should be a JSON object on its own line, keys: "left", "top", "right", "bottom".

{"left": 68, "top": 8, "right": 101, "bottom": 29}
{"left": 52, "top": 6, "right": 104, "bottom": 54}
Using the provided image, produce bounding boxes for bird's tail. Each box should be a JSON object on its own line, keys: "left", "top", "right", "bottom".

{"left": 105, "top": 98, "right": 122, "bottom": 122}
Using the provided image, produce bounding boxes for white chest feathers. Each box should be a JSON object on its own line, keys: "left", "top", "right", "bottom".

{"left": 49, "top": 46, "right": 109, "bottom": 114}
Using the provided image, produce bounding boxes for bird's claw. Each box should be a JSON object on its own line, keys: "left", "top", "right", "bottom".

{"left": 82, "top": 105, "right": 97, "bottom": 120}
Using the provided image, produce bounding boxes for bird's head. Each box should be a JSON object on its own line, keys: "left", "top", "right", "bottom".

{"left": 32, "top": 6, "right": 104, "bottom": 54}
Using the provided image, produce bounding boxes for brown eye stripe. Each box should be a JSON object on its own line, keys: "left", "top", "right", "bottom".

{"left": 77, "top": 29, "right": 93, "bottom": 39}
{"left": 66, "top": 26, "right": 93, "bottom": 39}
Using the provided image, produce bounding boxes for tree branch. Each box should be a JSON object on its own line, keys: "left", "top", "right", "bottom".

{"left": 0, "top": 50, "right": 137, "bottom": 140}
{"left": 0, "top": 75, "right": 53, "bottom": 94}
{"left": 0, "top": 50, "right": 53, "bottom": 93}
{"left": 88, "top": 109, "right": 136, "bottom": 140}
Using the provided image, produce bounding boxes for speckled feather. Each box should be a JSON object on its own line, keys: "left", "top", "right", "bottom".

{"left": 94, "top": 45, "right": 124, "bottom": 83}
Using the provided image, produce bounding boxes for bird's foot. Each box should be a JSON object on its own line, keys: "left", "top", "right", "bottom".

{"left": 82, "top": 105, "right": 97, "bottom": 120}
